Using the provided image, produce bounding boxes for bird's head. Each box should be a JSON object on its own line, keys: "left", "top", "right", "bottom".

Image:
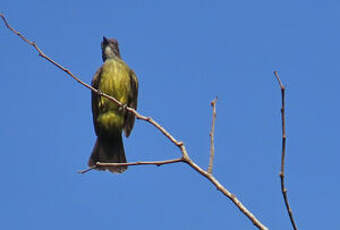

{"left": 101, "top": 36, "right": 121, "bottom": 61}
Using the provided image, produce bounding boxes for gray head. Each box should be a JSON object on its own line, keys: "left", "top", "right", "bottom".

{"left": 101, "top": 36, "right": 121, "bottom": 61}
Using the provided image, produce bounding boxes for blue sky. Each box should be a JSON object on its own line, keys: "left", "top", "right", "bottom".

{"left": 1, "top": 0, "right": 339, "bottom": 229}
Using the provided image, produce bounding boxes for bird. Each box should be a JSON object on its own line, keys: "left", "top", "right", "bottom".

{"left": 88, "top": 36, "right": 138, "bottom": 173}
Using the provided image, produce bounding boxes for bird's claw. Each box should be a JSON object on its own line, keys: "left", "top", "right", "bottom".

{"left": 97, "top": 89, "right": 103, "bottom": 96}
{"left": 119, "top": 104, "right": 128, "bottom": 112}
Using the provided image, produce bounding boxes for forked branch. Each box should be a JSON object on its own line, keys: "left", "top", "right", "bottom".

{"left": 1, "top": 14, "right": 268, "bottom": 230}
{"left": 273, "top": 71, "right": 298, "bottom": 230}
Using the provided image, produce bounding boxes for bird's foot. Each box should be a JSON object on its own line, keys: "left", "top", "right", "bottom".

{"left": 119, "top": 104, "right": 128, "bottom": 112}
{"left": 97, "top": 89, "right": 103, "bottom": 96}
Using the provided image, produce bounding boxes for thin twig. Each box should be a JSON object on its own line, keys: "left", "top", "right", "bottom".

{"left": 208, "top": 97, "right": 217, "bottom": 174}
{"left": 79, "top": 158, "right": 184, "bottom": 174}
{"left": 273, "top": 71, "right": 298, "bottom": 230}
{"left": 78, "top": 165, "right": 97, "bottom": 174}
{"left": 1, "top": 14, "right": 268, "bottom": 230}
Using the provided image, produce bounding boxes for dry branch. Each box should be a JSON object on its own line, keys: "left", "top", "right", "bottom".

{"left": 1, "top": 14, "right": 268, "bottom": 230}
{"left": 208, "top": 97, "right": 217, "bottom": 174}
{"left": 273, "top": 71, "right": 298, "bottom": 230}
{"left": 78, "top": 158, "right": 184, "bottom": 174}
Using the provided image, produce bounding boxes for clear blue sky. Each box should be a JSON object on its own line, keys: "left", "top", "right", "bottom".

{"left": 1, "top": 1, "right": 339, "bottom": 229}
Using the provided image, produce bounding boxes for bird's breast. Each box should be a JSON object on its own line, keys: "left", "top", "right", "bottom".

{"left": 96, "top": 58, "right": 131, "bottom": 133}
{"left": 99, "top": 59, "right": 131, "bottom": 107}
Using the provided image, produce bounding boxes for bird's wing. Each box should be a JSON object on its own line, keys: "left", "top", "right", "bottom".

{"left": 91, "top": 66, "right": 103, "bottom": 136}
{"left": 124, "top": 69, "right": 139, "bottom": 137}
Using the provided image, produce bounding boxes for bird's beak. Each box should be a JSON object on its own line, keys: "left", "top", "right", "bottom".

{"left": 103, "top": 36, "right": 109, "bottom": 44}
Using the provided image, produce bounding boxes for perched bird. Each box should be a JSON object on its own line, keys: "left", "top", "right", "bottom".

{"left": 88, "top": 37, "right": 138, "bottom": 173}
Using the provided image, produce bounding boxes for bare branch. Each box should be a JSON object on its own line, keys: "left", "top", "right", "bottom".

{"left": 208, "top": 97, "right": 217, "bottom": 174}
{"left": 183, "top": 158, "right": 268, "bottom": 229}
{"left": 79, "top": 158, "right": 184, "bottom": 174}
{"left": 273, "top": 71, "right": 298, "bottom": 230}
{"left": 1, "top": 14, "right": 268, "bottom": 230}
{"left": 78, "top": 166, "right": 97, "bottom": 174}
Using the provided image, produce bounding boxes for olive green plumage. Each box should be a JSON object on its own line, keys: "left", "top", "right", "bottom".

{"left": 88, "top": 37, "right": 138, "bottom": 173}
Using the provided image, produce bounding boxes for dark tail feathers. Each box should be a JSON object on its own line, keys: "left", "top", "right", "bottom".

{"left": 88, "top": 135, "right": 127, "bottom": 173}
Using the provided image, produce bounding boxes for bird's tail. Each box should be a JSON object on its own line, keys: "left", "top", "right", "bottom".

{"left": 88, "top": 134, "right": 127, "bottom": 173}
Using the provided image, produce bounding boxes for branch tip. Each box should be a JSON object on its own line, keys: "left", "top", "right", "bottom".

{"left": 274, "top": 71, "right": 298, "bottom": 230}
{"left": 208, "top": 97, "right": 217, "bottom": 174}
